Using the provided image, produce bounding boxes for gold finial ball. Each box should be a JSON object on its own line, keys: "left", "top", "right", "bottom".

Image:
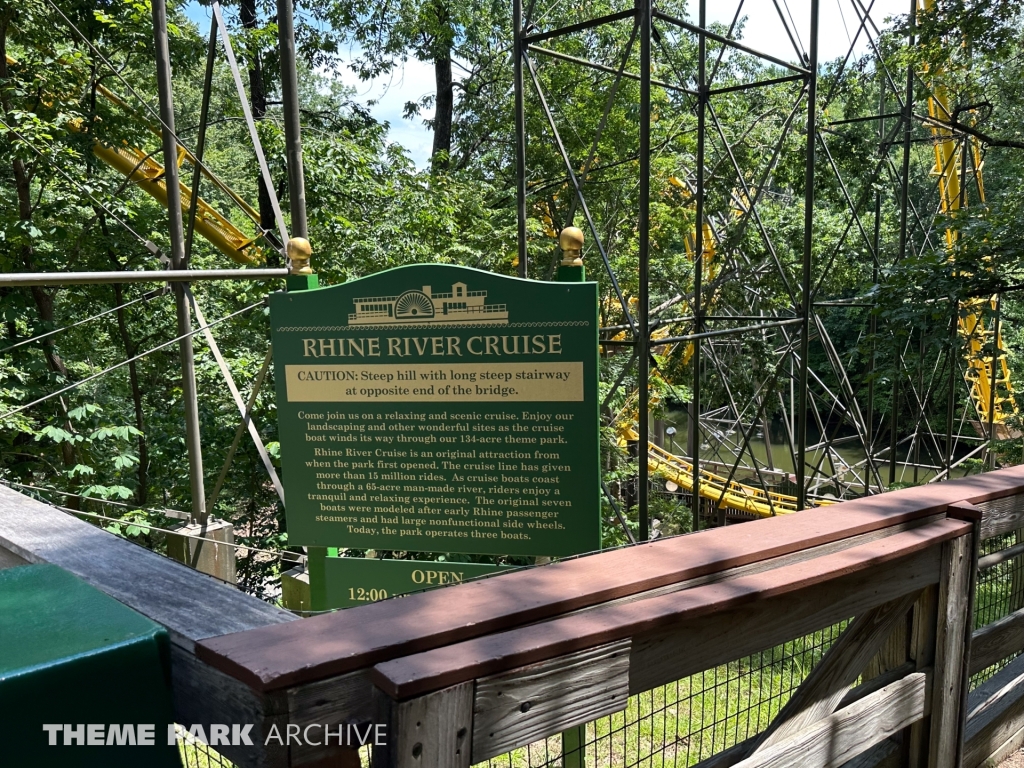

{"left": 559, "top": 226, "right": 584, "bottom": 266}
{"left": 287, "top": 237, "right": 313, "bottom": 275}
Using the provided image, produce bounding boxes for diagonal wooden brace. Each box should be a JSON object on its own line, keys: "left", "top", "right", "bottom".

{"left": 753, "top": 590, "right": 921, "bottom": 753}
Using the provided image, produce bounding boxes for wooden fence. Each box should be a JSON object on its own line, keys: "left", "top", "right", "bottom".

{"left": 4, "top": 466, "right": 1024, "bottom": 768}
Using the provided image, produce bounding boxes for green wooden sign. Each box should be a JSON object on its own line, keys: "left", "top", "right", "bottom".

{"left": 323, "top": 556, "right": 514, "bottom": 609}
{"left": 270, "top": 263, "right": 599, "bottom": 556}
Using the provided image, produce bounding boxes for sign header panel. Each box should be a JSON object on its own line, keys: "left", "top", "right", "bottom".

{"left": 270, "top": 264, "right": 599, "bottom": 556}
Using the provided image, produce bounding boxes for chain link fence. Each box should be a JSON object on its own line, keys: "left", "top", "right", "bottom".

{"left": 970, "top": 530, "right": 1024, "bottom": 690}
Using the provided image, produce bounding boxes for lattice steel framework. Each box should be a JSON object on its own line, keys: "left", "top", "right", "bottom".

{"left": 4, "top": 0, "right": 1014, "bottom": 547}
{"left": 511, "top": 0, "right": 1014, "bottom": 538}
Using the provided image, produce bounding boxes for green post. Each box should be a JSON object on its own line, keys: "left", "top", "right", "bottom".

{"left": 562, "top": 725, "right": 586, "bottom": 768}
{"left": 283, "top": 237, "right": 327, "bottom": 612}
{"left": 557, "top": 226, "right": 587, "bottom": 768}
{"left": 307, "top": 545, "right": 328, "bottom": 612}
{"left": 287, "top": 273, "right": 319, "bottom": 292}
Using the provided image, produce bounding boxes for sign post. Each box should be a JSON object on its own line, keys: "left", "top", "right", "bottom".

{"left": 271, "top": 244, "right": 599, "bottom": 611}
{"left": 555, "top": 226, "right": 589, "bottom": 768}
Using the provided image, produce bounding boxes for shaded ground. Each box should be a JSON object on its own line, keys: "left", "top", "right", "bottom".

{"left": 1000, "top": 748, "right": 1024, "bottom": 767}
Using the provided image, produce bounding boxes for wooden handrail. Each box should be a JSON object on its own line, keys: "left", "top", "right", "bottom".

{"left": 197, "top": 466, "right": 1023, "bottom": 693}
{"left": 370, "top": 519, "right": 970, "bottom": 699}
{"left": 6, "top": 467, "right": 1024, "bottom": 767}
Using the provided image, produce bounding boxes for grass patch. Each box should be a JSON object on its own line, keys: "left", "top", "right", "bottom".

{"left": 177, "top": 727, "right": 233, "bottom": 768}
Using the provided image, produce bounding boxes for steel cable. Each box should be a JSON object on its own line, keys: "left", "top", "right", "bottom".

{"left": 0, "top": 288, "right": 168, "bottom": 355}
{"left": 0, "top": 300, "right": 264, "bottom": 422}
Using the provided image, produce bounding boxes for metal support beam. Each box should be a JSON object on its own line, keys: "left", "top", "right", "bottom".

{"left": 867, "top": 74, "right": 885, "bottom": 494}
{"left": 0, "top": 269, "right": 290, "bottom": 287}
{"left": 152, "top": 0, "right": 207, "bottom": 523}
{"left": 946, "top": 312, "right": 957, "bottom": 478}
{"left": 987, "top": 295, "right": 1001, "bottom": 469}
{"left": 510, "top": 0, "right": 965, "bottom": 519}
{"left": 514, "top": 0, "right": 528, "bottom": 277}
{"left": 187, "top": 291, "right": 285, "bottom": 508}
{"left": 184, "top": 17, "right": 219, "bottom": 265}
{"left": 891, "top": 0, "right": 916, "bottom": 487}
{"left": 276, "top": 0, "right": 308, "bottom": 238}
{"left": 795, "top": 0, "right": 819, "bottom": 510}
{"left": 638, "top": 0, "right": 651, "bottom": 542}
{"left": 691, "top": 0, "right": 706, "bottom": 528}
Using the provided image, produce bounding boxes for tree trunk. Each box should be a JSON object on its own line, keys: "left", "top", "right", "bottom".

{"left": 2, "top": 25, "right": 80, "bottom": 484}
{"left": 3, "top": 15, "right": 79, "bottom": 501}
{"left": 102, "top": 213, "right": 150, "bottom": 506}
{"left": 240, "top": 0, "right": 280, "bottom": 264}
{"left": 1, "top": 34, "right": 69, "bottom": 384}
{"left": 431, "top": 50, "right": 454, "bottom": 170}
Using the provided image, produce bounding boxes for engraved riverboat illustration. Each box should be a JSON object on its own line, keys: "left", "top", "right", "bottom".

{"left": 348, "top": 282, "right": 509, "bottom": 325}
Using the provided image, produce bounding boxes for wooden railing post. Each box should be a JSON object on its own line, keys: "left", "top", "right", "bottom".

{"left": 374, "top": 684, "right": 473, "bottom": 768}
{"left": 907, "top": 584, "right": 939, "bottom": 768}
{"left": 166, "top": 518, "right": 237, "bottom": 583}
{"left": 928, "top": 529, "right": 975, "bottom": 768}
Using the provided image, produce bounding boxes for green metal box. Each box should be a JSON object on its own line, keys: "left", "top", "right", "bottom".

{"left": 0, "top": 563, "right": 181, "bottom": 767}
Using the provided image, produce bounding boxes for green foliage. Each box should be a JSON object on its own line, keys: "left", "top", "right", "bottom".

{"left": 891, "top": 0, "right": 1021, "bottom": 89}
{"left": 4, "top": 0, "right": 1024, "bottom": 602}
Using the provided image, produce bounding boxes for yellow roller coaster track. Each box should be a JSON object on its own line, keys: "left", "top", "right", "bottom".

{"left": 619, "top": 426, "right": 834, "bottom": 518}
{"left": 6, "top": 55, "right": 266, "bottom": 265}
{"left": 607, "top": 187, "right": 836, "bottom": 517}
{"left": 89, "top": 82, "right": 266, "bottom": 265}
{"left": 920, "top": 0, "right": 1018, "bottom": 431}
{"left": 615, "top": 374, "right": 835, "bottom": 517}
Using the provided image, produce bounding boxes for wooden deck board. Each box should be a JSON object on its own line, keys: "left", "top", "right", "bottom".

{"left": 0, "top": 485, "right": 293, "bottom": 648}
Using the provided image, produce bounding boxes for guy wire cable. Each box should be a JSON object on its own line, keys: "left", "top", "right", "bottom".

{"left": 0, "top": 288, "right": 169, "bottom": 355}
{"left": 0, "top": 300, "right": 265, "bottom": 421}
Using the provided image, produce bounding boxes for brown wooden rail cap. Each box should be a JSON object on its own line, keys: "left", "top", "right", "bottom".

{"left": 371, "top": 518, "right": 972, "bottom": 699}
{"left": 945, "top": 501, "right": 983, "bottom": 522}
{"left": 196, "top": 465, "right": 1024, "bottom": 692}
